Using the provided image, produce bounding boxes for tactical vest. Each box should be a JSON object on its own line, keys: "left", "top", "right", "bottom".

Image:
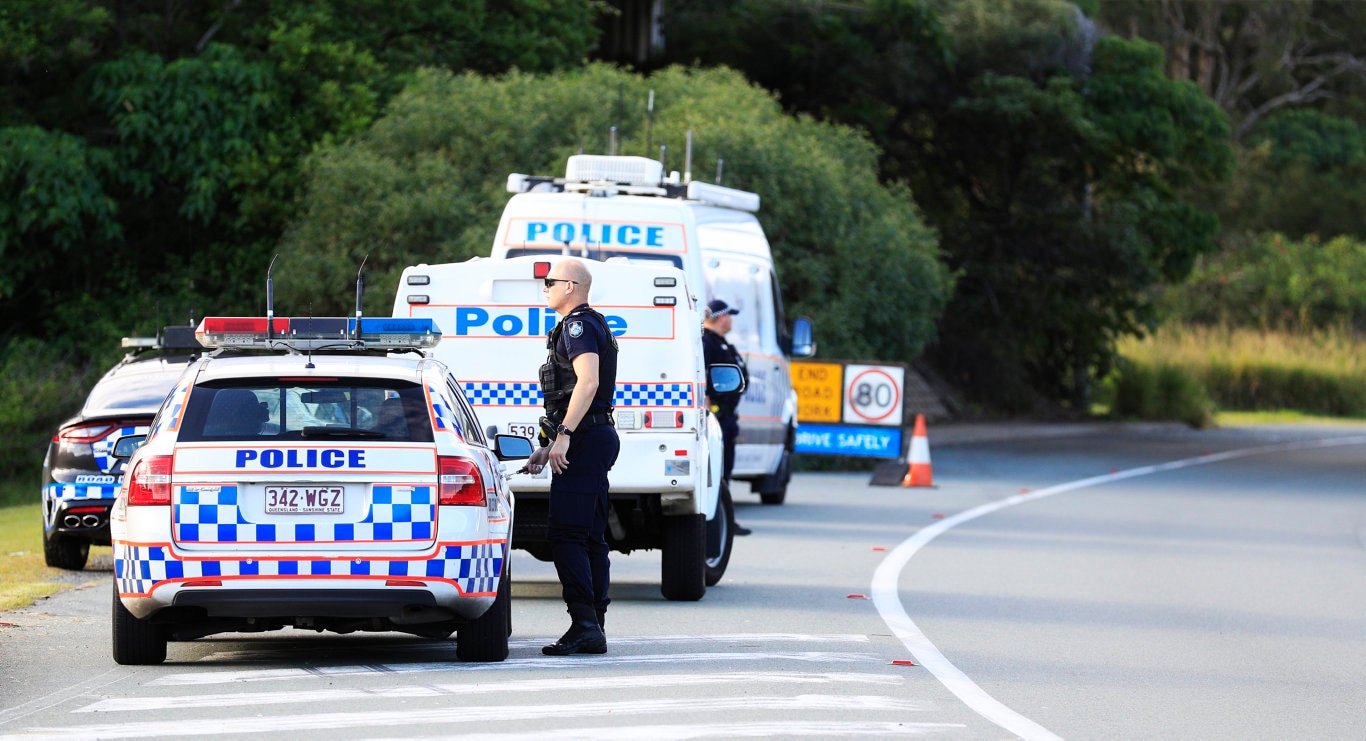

{"left": 540, "top": 306, "right": 618, "bottom": 419}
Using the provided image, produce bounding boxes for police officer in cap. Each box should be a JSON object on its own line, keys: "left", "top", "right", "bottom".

{"left": 524, "top": 257, "right": 620, "bottom": 655}
{"left": 702, "top": 299, "right": 751, "bottom": 536}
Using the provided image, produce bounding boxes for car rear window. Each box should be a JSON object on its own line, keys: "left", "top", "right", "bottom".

{"left": 177, "top": 379, "right": 434, "bottom": 443}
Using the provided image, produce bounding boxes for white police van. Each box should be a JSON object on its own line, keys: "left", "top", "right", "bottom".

{"left": 394, "top": 256, "right": 742, "bottom": 601}
{"left": 494, "top": 153, "right": 814, "bottom": 504}
{"left": 109, "top": 315, "right": 532, "bottom": 665}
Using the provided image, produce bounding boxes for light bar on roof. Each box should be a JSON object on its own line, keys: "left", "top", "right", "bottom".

{"left": 195, "top": 317, "right": 440, "bottom": 350}
{"left": 565, "top": 155, "right": 663, "bottom": 186}
{"left": 687, "top": 181, "right": 760, "bottom": 212}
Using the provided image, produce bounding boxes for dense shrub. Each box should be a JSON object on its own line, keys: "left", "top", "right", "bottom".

{"left": 0, "top": 341, "right": 96, "bottom": 479}
{"left": 1103, "top": 355, "right": 1215, "bottom": 428}
{"left": 1161, "top": 232, "right": 1366, "bottom": 332}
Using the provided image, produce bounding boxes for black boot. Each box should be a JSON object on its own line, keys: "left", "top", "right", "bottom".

{"left": 596, "top": 608, "right": 606, "bottom": 632}
{"left": 542, "top": 603, "right": 606, "bottom": 656}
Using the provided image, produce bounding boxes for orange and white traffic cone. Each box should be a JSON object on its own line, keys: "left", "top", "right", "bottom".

{"left": 901, "top": 414, "right": 933, "bottom": 487}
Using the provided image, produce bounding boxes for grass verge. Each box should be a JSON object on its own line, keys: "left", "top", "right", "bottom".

{"left": 1114, "top": 325, "right": 1360, "bottom": 423}
{"left": 0, "top": 502, "right": 111, "bottom": 612}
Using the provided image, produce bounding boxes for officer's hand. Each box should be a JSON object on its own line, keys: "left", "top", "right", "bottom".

{"left": 524, "top": 447, "right": 550, "bottom": 475}
{"left": 548, "top": 434, "right": 570, "bottom": 474}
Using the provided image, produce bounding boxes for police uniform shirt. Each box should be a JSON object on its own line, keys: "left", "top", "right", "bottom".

{"left": 702, "top": 328, "right": 745, "bottom": 415}
{"left": 556, "top": 305, "right": 618, "bottom": 414}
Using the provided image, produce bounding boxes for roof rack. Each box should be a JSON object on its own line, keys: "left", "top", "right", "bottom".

{"left": 506, "top": 154, "right": 760, "bottom": 213}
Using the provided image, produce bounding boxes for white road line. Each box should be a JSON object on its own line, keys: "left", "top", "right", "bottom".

{"left": 78, "top": 672, "right": 904, "bottom": 713}
{"left": 871, "top": 433, "right": 1366, "bottom": 741}
{"left": 3, "top": 695, "right": 924, "bottom": 739}
{"left": 425, "top": 720, "right": 969, "bottom": 739}
{"left": 190, "top": 632, "right": 869, "bottom": 661}
{"left": 149, "top": 650, "right": 882, "bottom": 686}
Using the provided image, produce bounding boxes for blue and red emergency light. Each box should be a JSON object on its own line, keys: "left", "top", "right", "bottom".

{"left": 195, "top": 317, "right": 441, "bottom": 350}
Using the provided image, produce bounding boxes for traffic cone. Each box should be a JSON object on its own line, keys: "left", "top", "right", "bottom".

{"left": 901, "top": 414, "right": 933, "bottom": 487}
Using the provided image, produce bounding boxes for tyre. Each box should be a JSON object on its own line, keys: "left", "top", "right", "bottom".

{"left": 704, "top": 484, "right": 735, "bottom": 587}
{"left": 661, "top": 513, "right": 706, "bottom": 601}
{"left": 112, "top": 581, "right": 167, "bottom": 665}
{"left": 44, "top": 533, "right": 89, "bottom": 571}
{"left": 456, "top": 564, "right": 511, "bottom": 662}
{"left": 756, "top": 424, "right": 795, "bottom": 505}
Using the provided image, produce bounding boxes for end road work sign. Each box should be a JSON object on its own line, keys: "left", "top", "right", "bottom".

{"left": 790, "top": 360, "right": 906, "bottom": 457}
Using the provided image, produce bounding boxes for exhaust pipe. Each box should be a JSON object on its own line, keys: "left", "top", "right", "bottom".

{"left": 64, "top": 515, "right": 82, "bottom": 528}
{"left": 82, "top": 514, "right": 102, "bottom": 528}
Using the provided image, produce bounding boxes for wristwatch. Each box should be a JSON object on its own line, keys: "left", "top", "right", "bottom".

{"left": 556, "top": 423, "right": 574, "bottom": 438}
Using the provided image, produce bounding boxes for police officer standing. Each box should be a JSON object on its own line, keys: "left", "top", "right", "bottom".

{"left": 702, "top": 299, "right": 751, "bottom": 536}
{"left": 525, "top": 258, "right": 621, "bottom": 655}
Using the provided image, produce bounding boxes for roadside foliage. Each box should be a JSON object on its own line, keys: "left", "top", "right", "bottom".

{"left": 279, "top": 64, "right": 952, "bottom": 365}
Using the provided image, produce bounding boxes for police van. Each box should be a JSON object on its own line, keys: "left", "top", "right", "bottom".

{"left": 394, "top": 256, "right": 743, "bottom": 601}
{"left": 493, "top": 154, "right": 815, "bottom": 505}
{"left": 108, "top": 314, "right": 532, "bottom": 665}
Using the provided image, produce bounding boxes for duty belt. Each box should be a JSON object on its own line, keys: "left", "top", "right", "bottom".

{"left": 580, "top": 412, "right": 615, "bottom": 427}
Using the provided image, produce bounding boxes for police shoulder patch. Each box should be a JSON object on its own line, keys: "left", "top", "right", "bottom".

{"left": 567, "top": 320, "right": 584, "bottom": 338}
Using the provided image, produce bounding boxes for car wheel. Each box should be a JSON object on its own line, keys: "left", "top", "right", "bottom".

{"left": 704, "top": 483, "right": 735, "bottom": 587}
{"left": 456, "top": 565, "right": 511, "bottom": 662}
{"left": 44, "top": 533, "right": 89, "bottom": 571}
{"left": 757, "top": 424, "right": 795, "bottom": 505}
{"left": 661, "top": 513, "right": 706, "bottom": 601}
{"left": 112, "top": 581, "right": 167, "bottom": 665}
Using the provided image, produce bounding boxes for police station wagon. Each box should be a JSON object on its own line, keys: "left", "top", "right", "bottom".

{"left": 109, "top": 315, "right": 531, "bottom": 665}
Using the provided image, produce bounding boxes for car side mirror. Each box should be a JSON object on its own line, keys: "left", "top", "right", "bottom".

{"left": 112, "top": 434, "right": 147, "bottom": 460}
{"left": 493, "top": 433, "right": 535, "bottom": 461}
{"left": 709, "top": 364, "right": 746, "bottom": 395}
{"left": 790, "top": 317, "right": 815, "bottom": 358}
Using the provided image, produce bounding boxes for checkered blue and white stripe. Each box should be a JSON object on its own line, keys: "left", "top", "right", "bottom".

{"left": 465, "top": 382, "right": 541, "bottom": 407}
{"left": 92, "top": 425, "right": 146, "bottom": 471}
{"left": 462, "top": 382, "right": 693, "bottom": 408}
{"left": 174, "top": 485, "right": 436, "bottom": 544}
{"left": 113, "top": 541, "right": 505, "bottom": 597}
{"left": 44, "top": 482, "right": 119, "bottom": 502}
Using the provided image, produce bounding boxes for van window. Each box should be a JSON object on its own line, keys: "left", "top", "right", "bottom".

{"left": 504, "top": 247, "right": 683, "bottom": 271}
{"left": 705, "top": 257, "right": 770, "bottom": 352}
{"left": 178, "top": 381, "right": 434, "bottom": 442}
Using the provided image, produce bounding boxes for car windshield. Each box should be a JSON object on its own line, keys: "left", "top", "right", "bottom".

{"left": 81, "top": 361, "right": 190, "bottom": 417}
{"left": 176, "top": 379, "right": 433, "bottom": 442}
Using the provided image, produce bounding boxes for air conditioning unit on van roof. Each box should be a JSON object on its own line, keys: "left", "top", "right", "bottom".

{"left": 566, "top": 155, "right": 663, "bottom": 186}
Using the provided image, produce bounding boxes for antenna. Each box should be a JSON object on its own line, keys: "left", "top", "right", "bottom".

{"left": 266, "top": 254, "right": 279, "bottom": 340}
{"left": 353, "top": 255, "right": 368, "bottom": 341}
{"left": 645, "top": 90, "right": 655, "bottom": 156}
{"left": 609, "top": 126, "right": 617, "bottom": 156}
{"left": 716, "top": 158, "right": 725, "bottom": 185}
{"left": 684, "top": 130, "right": 693, "bottom": 183}
{"left": 659, "top": 144, "right": 667, "bottom": 174}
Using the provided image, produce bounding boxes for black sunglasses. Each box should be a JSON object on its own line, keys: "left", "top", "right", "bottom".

{"left": 543, "top": 277, "right": 578, "bottom": 287}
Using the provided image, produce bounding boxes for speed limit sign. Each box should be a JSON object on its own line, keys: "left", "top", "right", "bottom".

{"left": 842, "top": 364, "right": 904, "bottom": 426}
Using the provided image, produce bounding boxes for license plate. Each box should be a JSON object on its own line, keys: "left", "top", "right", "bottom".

{"left": 264, "top": 486, "right": 345, "bottom": 514}
{"left": 507, "top": 422, "right": 537, "bottom": 440}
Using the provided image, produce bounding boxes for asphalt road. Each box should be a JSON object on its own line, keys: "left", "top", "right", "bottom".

{"left": 2, "top": 422, "right": 1364, "bottom": 739}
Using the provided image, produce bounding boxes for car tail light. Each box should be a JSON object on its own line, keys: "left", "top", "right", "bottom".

{"left": 55, "top": 417, "right": 151, "bottom": 445}
{"left": 438, "top": 456, "right": 484, "bottom": 506}
{"left": 55, "top": 422, "right": 116, "bottom": 444}
{"left": 127, "top": 456, "right": 173, "bottom": 506}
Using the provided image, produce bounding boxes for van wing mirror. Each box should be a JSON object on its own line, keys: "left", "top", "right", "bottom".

{"left": 790, "top": 317, "right": 816, "bottom": 358}
{"left": 112, "top": 434, "right": 147, "bottom": 460}
{"left": 493, "top": 433, "right": 535, "bottom": 461}
{"left": 708, "top": 364, "right": 746, "bottom": 395}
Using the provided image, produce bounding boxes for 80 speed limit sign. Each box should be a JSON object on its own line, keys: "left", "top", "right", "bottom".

{"left": 841, "top": 364, "right": 905, "bottom": 426}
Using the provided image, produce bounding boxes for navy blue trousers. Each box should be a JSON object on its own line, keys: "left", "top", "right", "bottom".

{"left": 547, "top": 424, "right": 620, "bottom": 612}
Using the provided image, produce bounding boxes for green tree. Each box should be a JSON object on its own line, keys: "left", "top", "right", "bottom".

{"left": 1097, "top": 0, "right": 1366, "bottom": 141}
{"left": 279, "top": 64, "right": 952, "bottom": 362}
{"left": 662, "top": 0, "right": 1231, "bottom": 412}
